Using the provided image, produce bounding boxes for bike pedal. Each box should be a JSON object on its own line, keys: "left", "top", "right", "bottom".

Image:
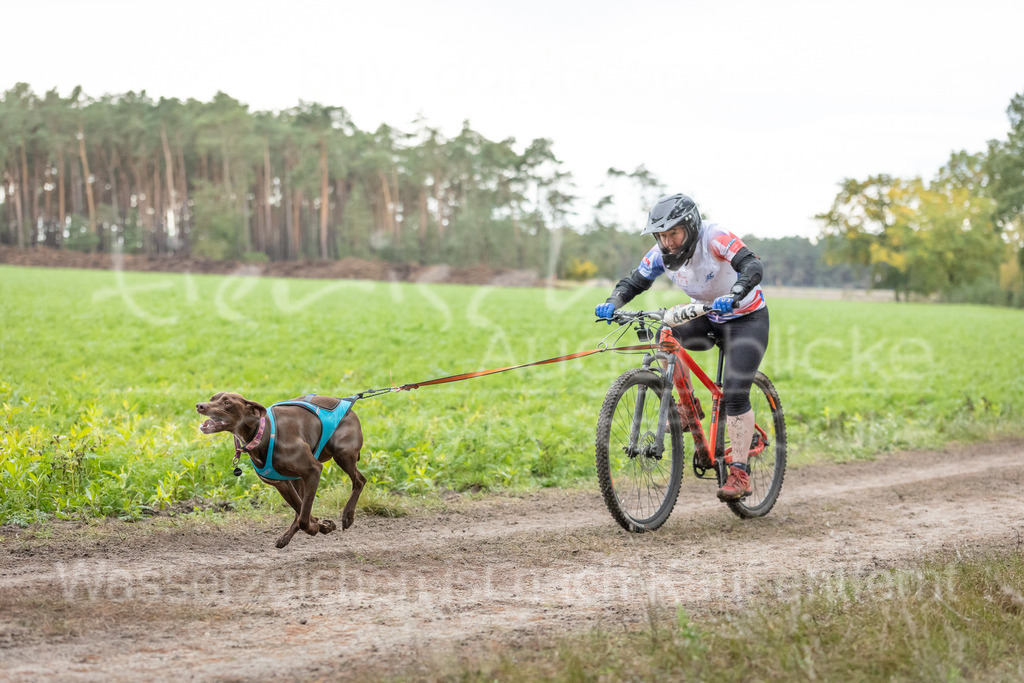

{"left": 692, "top": 466, "right": 716, "bottom": 480}
{"left": 717, "top": 491, "right": 753, "bottom": 503}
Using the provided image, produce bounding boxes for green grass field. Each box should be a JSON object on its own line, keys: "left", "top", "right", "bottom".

{"left": 1, "top": 265, "right": 1022, "bottom": 523}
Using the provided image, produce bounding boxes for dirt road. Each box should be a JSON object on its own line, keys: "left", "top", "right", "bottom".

{"left": 2, "top": 440, "right": 1022, "bottom": 681}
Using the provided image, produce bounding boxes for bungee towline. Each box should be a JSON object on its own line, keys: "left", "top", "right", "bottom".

{"left": 347, "top": 343, "right": 653, "bottom": 401}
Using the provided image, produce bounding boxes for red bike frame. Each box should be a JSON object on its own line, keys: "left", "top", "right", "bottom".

{"left": 657, "top": 327, "right": 768, "bottom": 468}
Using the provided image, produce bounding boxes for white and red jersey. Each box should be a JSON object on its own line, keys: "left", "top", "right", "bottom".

{"left": 636, "top": 222, "right": 766, "bottom": 322}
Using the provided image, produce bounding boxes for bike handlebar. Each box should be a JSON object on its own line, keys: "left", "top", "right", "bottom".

{"left": 609, "top": 304, "right": 711, "bottom": 326}
{"left": 611, "top": 309, "right": 667, "bottom": 322}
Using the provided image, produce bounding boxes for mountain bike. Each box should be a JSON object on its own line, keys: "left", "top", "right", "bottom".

{"left": 595, "top": 306, "right": 786, "bottom": 532}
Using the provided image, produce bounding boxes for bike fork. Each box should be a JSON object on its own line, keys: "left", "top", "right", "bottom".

{"left": 652, "top": 355, "right": 677, "bottom": 459}
{"left": 629, "top": 353, "right": 678, "bottom": 461}
{"left": 628, "top": 382, "right": 647, "bottom": 455}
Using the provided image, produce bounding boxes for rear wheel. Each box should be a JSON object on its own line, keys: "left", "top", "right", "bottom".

{"left": 596, "top": 368, "right": 685, "bottom": 532}
{"left": 724, "top": 371, "right": 787, "bottom": 519}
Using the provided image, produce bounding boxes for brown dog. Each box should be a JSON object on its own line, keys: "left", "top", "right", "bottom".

{"left": 196, "top": 392, "right": 365, "bottom": 548}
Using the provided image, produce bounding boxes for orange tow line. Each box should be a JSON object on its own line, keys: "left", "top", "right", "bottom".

{"left": 349, "top": 344, "right": 653, "bottom": 401}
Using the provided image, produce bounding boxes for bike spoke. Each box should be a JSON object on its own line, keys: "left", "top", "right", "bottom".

{"left": 597, "top": 369, "right": 685, "bottom": 531}
{"left": 607, "top": 380, "right": 675, "bottom": 522}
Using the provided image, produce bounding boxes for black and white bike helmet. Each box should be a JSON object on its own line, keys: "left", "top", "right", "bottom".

{"left": 641, "top": 193, "right": 702, "bottom": 269}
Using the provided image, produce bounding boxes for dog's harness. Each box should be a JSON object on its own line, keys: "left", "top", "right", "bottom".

{"left": 235, "top": 394, "right": 353, "bottom": 481}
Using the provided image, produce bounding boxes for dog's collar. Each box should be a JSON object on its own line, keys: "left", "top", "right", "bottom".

{"left": 234, "top": 415, "right": 267, "bottom": 454}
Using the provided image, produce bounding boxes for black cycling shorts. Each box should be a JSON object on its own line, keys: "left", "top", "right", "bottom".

{"left": 667, "top": 307, "right": 770, "bottom": 416}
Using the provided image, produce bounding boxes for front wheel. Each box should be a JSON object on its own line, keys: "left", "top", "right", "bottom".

{"left": 596, "top": 368, "right": 685, "bottom": 532}
{"left": 725, "top": 371, "right": 787, "bottom": 519}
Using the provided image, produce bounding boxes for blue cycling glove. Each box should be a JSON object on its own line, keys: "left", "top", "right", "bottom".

{"left": 711, "top": 295, "right": 735, "bottom": 314}
{"left": 595, "top": 302, "right": 616, "bottom": 322}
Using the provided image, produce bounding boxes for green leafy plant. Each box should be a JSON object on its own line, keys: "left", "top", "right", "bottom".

{"left": 1, "top": 267, "right": 1023, "bottom": 523}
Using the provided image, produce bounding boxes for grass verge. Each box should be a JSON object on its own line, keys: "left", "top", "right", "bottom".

{"left": 408, "top": 548, "right": 1024, "bottom": 682}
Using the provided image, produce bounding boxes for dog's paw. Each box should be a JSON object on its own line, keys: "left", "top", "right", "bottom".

{"left": 342, "top": 510, "right": 355, "bottom": 530}
{"left": 319, "top": 519, "right": 337, "bottom": 534}
{"left": 275, "top": 535, "right": 292, "bottom": 549}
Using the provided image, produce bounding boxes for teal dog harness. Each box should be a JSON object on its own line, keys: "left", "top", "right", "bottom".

{"left": 250, "top": 394, "right": 353, "bottom": 481}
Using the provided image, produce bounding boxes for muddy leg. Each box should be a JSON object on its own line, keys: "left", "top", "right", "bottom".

{"left": 336, "top": 455, "right": 366, "bottom": 531}
{"left": 276, "top": 516, "right": 302, "bottom": 548}
{"left": 297, "top": 463, "right": 323, "bottom": 536}
{"left": 269, "top": 479, "right": 321, "bottom": 547}
{"left": 290, "top": 479, "right": 322, "bottom": 527}
{"left": 268, "top": 479, "right": 303, "bottom": 514}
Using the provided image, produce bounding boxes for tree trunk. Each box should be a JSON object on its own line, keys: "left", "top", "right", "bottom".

{"left": 0, "top": 173, "right": 9, "bottom": 245}
{"left": 153, "top": 157, "right": 165, "bottom": 254}
{"left": 57, "top": 149, "right": 66, "bottom": 246}
{"left": 31, "top": 155, "right": 42, "bottom": 243}
{"left": 283, "top": 166, "right": 294, "bottom": 259}
{"left": 131, "top": 161, "right": 148, "bottom": 253}
{"left": 18, "top": 142, "right": 30, "bottom": 248}
{"left": 392, "top": 167, "right": 401, "bottom": 247}
{"left": 117, "top": 166, "right": 131, "bottom": 231}
{"left": 43, "top": 160, "right": 53, "bottom": 243}
{"left": 334, "top": 178, "right": 351, "bottom": 255}
{"left": 377, "top": 169, "right": 396, "bottom": 241}
{"left": 292, "top": 188, "right": 303, "bottom": 259}
{"left": 176, "top": 147, "right": 190, "bottom": 255}
{"left": 109, "top": 170, "right": 121, "bottom": 250}
{"left": 3, "top": 173, "right": 12, "bottom": 246}
{"left": 108, "top": 150, "right": 122, "bottom": 227}
{"left": 160, "top": 125, "right": 177, "bottom": 250}
{"left": 319, "top": 140, "right": 329, "bottom": 260}
{"left": 371, "top": 188, "right": 386, "bottom": 238}
{"left": 69, "top": 155, "right": 83, "bottom": 217}
{"left": 77, "top": 128, "right": 99, "bottom": 252}
{"left": 241, "top": 189, "right": 251, "bottom": 256}
{"left": 251, "top": 165, "right": 264, "bottom": 254}
{"left": 221, "top": 144, "right": 232, "bottom": 197}
{"left": 418, "top": 189, "right": 428, "bottom": 262}
{"left": 11, "top": 168, "right": 25, "bottom": 249}
{"left": 434, "top": 170, "right": 445, "bottom": 239}
{"left": 512, "top": 215, "right": 524, "bottom": 268}
{"left": 263, "top": 142, "right": 273, "bottom": 259}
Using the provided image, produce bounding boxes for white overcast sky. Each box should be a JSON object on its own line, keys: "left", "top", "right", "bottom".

{"left": 5, "top": 0, "right": 1023, "bottom": 239}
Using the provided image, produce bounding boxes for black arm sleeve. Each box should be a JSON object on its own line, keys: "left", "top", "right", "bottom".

{"left": 606, "top": 268, "right": 655, "bottom": 308}
{"left": 729, "top": 247, "right": 763, "bottom": 300}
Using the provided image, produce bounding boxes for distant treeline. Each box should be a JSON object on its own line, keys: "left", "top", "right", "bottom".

{"left": 817, "top": 91, "right": 1024, "bottom": 306}
{"left": 1, "top": 83, "right": 691, "bottom": 282}
{"left": 1, "top": 83, "right": 1021, "bottom": 302}
{"left": 562, "top": 231, "right": 869, "bottom": 288}
{"left": 0, "top": 84, "right": 584, "bottom": 273}
{"left": 741, "top": 236, "right": 868, "bottom": 288}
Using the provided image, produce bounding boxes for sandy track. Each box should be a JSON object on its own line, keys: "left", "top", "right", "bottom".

{"left": 2, "top": 440, "right": 1023, "bottom": 681}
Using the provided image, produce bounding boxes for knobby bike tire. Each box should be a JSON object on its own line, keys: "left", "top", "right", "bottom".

{"left": 726, "top": 371, "right": 787, "bottom": 519}
{"left": 595, "top": 368, "right": 685, "bottom": 532}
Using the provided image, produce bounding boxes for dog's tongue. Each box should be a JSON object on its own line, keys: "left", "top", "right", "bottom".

{"left": 199, "top": 418, "right": 218, "bottom": 433}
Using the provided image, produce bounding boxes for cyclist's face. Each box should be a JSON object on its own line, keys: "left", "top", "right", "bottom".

{"left": 658, "top": 225, "right": 688, "bottom": 253}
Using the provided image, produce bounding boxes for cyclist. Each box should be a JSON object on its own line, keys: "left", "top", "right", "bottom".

{"left": 594, "top": 193, "right": 769, "bottom": 502}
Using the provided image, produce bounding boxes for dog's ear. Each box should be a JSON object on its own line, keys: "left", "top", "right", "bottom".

{"left": 244, "top": 399, "right": 266, "bottom": 416}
